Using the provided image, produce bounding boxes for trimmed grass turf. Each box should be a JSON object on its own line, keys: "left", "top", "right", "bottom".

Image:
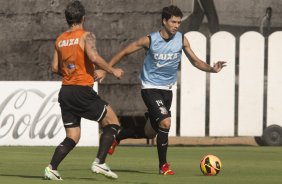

{"left": 0, "top": 146, "right": 282, "bottom": 184}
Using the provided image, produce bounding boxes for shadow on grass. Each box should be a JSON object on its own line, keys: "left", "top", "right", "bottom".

{"left": 64, "top": 177, "right": 98, "bottom": 181}
{"left": 0, "top": 174, "right": 43, "bottom": 179}
{"left": 60, "top": 167, "right": 155, "bottom": 175}
{"left": 114, "top": 169, "right": 155, "bottom": 175}
{"left": 0, "top": 173, "right": 99, "bottom": 181}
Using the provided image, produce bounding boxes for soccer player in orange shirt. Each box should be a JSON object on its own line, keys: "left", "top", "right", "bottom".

{"left": 44, "top": 1, "right": 123, "bottom": 180}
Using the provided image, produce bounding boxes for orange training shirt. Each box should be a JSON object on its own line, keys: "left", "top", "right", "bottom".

{"left": 55, "top": 29, "right": 95, "bottom": 86}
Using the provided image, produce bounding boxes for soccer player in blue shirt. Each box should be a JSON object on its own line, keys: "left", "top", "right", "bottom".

{"left": 96, "top": 5, "right": 226, "bottom": 175}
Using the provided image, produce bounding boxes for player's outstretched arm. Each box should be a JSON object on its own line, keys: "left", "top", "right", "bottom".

{"left": 96, "top": 36, "right": 150, "bottom": 82}
{"left": 109, "top": 36, "right": 149, "bottom": 66}
{"left": 183, "top": 37, "right": 226, "bottom": 73}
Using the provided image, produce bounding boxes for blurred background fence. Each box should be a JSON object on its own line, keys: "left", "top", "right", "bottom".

{"left": 179, "top": 31, "right": 282, "bottom": 138}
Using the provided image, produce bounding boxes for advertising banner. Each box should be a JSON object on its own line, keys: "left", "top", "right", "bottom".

{"left": 0, "top": 81, "right": 99, "bottom": 146}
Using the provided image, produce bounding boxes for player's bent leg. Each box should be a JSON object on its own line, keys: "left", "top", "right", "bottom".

{"left": 91, "top": 162, "right": 118, "bottom": 179}
{"left": 95, "top": 123, "right": 119, "bottom": 162}
{"left": 157, "top": 118, "right": 174, "bottom": 175}
{"left": 44, "top": 126, "right": 80, "bottom": 180}
{"left": 65, "top": 126, "right": 81, "bottom": 143}
{"left": 100, "top": 105, "right": 120, "bottom": 127}
{"left": 98, "top": 105, "right": 120, "bottom": 156}
{"left": 93, "top": 105, "right": 120, "bottom": 178}
{"left": 44, "top": 166, "right": 63, "bottom": 180}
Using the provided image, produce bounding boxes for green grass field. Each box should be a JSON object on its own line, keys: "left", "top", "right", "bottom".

{"left": 0, "top": 145, "right": 282, "bottom": 184}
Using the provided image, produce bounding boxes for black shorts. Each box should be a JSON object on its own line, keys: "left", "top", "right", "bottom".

{"left": 141, "top": 89, "right": 172, "bottom": 129}
{"left": 58, "top": 85, "right": 108, "bottom": 128}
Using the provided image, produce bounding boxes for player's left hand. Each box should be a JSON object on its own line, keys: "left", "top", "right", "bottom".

{"left": 94, "top": 69, "right": 107, "bottom": 83}
{"left": 212, "top": 61, "right": 227, "bottom": 73}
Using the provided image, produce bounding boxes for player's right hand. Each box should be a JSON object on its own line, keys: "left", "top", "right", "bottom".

{"left": 94, "top": 69, "right": 107, "bottom": 83}
{"left": 112, "top": 68, "right": 124, "bottom": 79}
{"left": 212, "top": 61, "right": 227, "bottom": 73}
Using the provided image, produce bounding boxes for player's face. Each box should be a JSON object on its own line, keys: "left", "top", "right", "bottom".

{"left": 163, "top": 16, "right": 181, "bottom": 35}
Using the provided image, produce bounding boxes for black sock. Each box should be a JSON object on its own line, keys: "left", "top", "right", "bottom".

{"left": 96, "top": 124, "right": 119, "bottom": 164}
{"left": 50, "top": 137, "right": 76, "bottom": 170}
{"left": 116, "top": 128, "right": 135, "bottom": 142}
{"left": 157, "top": 127, "right": 169, "bottom": 169}
{"left": 116, "top": 127, "right": 146, "bottom": 142}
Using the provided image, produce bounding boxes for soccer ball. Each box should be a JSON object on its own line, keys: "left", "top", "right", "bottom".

{"left": 200, "top": 154, "right": 222, "bottom": 176}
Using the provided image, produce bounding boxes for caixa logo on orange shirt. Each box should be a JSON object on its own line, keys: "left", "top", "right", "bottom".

{"left": 0, "top": 89, "right": 62, "bottom": 139}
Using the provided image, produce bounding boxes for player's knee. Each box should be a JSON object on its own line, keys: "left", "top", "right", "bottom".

{"left": 100, "top": 115, "right": 120, "bottom": 127}
{"left": 160, "top": 124, "right": 170, "bottom": 130}
{"left": 100, "top": 106, "right": 120, "bottom": 127}
{"left": 65, "top": 127, "right": 81, "bottom": 143}
{"left": 68, "top": 135, "right": 80, "bottom": 144}
{"left": 103, "top": 120, "right": 120, "bottom": 127}
{"left": 159, "top": 117, "right": 171, "bottom": 129}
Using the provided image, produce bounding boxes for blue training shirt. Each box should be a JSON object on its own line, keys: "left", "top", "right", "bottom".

{"left": 140, "top": 31, "right": 183, "bottom": 90}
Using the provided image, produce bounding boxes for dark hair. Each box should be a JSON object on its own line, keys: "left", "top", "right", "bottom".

{"left": 162, "top": 5, "right": 183, "bottom": 25}
{"left": 266, "top": 7, "right": 272, "bottom": 14}
{"left": 65, "top": 1, "right": 85, "bottom": 26}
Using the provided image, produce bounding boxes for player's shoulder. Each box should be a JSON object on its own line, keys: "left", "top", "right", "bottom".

{"left": 149, "top": 31, "right": 158, "bottom": 36}
{"left": 55, "top": 32, "right": 67, "bottom": 45}
{"left": 56, "top": 31, "right": 66, "bottom": 40}
{"left": 148, "top": 31, "right": 160, "bottom": 39}
{"left": 135, "top": 35, "right": 150, "bottom": 49}
{"left": 176, "top": 31, "right": 183, "bottom": 37}
{"left": 83, "top": 31, "right": 97, "bottom": 40}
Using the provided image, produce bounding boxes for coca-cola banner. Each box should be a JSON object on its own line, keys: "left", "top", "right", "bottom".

{"left": 0, "top": 81, "right": 99, "bottom": 146}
